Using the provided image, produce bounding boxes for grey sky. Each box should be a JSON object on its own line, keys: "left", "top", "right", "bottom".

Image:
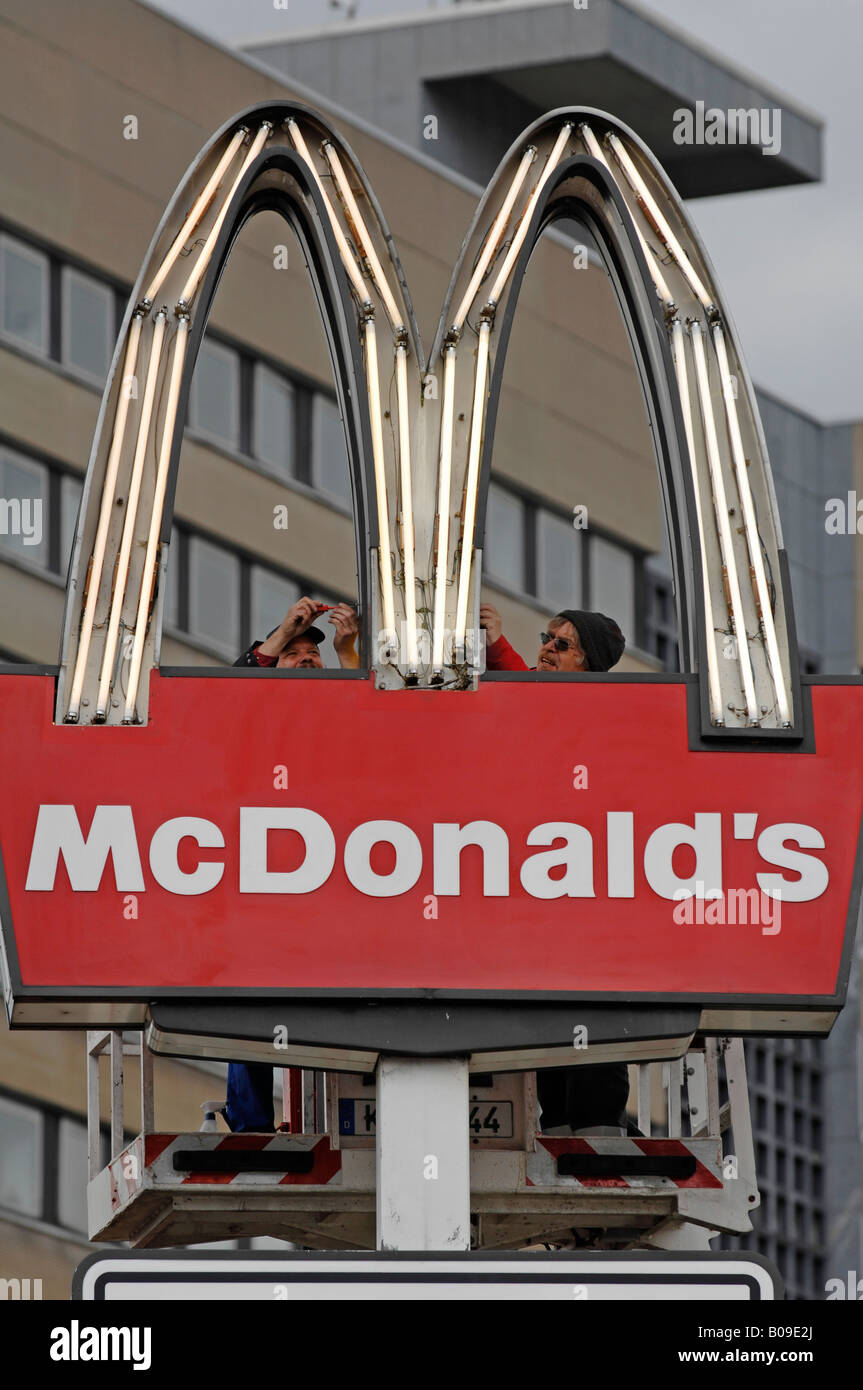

{"left": 144, "top": 0, "right": 862, "bottom": 424}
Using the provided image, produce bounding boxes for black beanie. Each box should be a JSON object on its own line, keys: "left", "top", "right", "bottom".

{"left": 553, "top": 610, "right": 625, "bottom": 671}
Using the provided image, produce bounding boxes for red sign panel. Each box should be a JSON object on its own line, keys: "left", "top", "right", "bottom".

{"left": 0, "top": 672, "right": 856, "bottom": 1034}
{"left": 1, "top": 673, "right": 860, "bottom": 1023}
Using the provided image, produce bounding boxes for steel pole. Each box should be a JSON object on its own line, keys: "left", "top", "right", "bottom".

{"left": 376, "top": 1056, "right": 470, "bottom": 1251}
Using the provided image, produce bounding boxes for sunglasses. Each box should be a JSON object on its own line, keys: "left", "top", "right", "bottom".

{"left": 540, "top": 631, "right": 582, "bottom": 654}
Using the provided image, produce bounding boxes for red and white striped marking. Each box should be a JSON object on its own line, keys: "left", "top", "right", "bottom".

{"left": 526, "top": 1136, "right": 723, "bottom": 1189}
{"left": 104, "top": 1133, "right": 342, "bottom": 1208}
{"left": 106, "top": 1136, "right": 146, "bottom": 1211}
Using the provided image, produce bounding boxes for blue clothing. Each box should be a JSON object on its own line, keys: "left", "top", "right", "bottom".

{"left": 225, "top": 1062, "right": 275, "bottom": 1132}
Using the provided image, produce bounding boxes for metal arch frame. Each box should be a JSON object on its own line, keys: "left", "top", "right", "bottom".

{"left": 54, "top": 101, "right": 423, "bottom": 723}
{"left": 54, "top": 98, "right": 800, "bottom": 738}
{"left": 472, "top": 156, "right": 703, "bottom": 681}
{"left": 155, "top": 153, "right": 380, "bottom": 670}
{"left": 434, "top": 104, "right": 798, "bottom": 740}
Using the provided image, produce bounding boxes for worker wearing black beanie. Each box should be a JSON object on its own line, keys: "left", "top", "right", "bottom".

{"left": 553, "top": 610, "right": 625, "bottom": 672}
{"left": 479, "top": 603, "right": 626, "bottom": 676}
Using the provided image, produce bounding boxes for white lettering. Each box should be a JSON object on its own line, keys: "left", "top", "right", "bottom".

{"left": 23, "top": 806, "right": 830, "bottom": 908}
{"left": 26, "top": 805, "right": 144, "bottom": 891}
{"left": 344, "top": 820, "right": 422, "bottom": 897}
{"left": 644, "top": 813, "right": 722, "bottom": 899}
{"left": 49, "top": 1322, "right": 151, "bottom": 1371}
{"left": 519, "top": 823, "right": 594, "bottom": 898}
{"left": 433, "top": 821, "right": 509, "bottom": 896}
{"left": 606, "top": 811, "right": 634, "bottom": 897}
{"left": 148, "top": 817, "right": 224, "bottom": 895}
{"left": 756, "top": 822, "right": 828, "bottom": 901}
{"left": 239, "top": 808, "right": 335, "bottom": 893}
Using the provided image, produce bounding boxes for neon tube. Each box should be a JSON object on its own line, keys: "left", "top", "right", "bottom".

{"left": 395, "top": 343, "right": 419, "bottom": 672}
{"left": 123, "top": 319, "right": 189, "bottom": 723}
{"left": 364, "top": 316, "right": 397, "bottom": 652}
{"left": 670, "top": 318, "right": 723, "bottom": 725}
{"left": 322, "top": 141, "right": 403, "bottom": 331}
{"left": 178, "top": 123, "right": 271, "bottom": 308}
{"left": 95, "top": 311, "right": 167, "bottom": 718}
{"left": 579, "top": 124, "right": 674, "bottom": 308}
{"left": 689, "top": 320, "right": 760, "bottom": 724}
{"left": 143, "top": 128, "right": 247, "bottom": 306}
{"left": 451, "top": 146, "right": 535, "bottom": 333}
{"left": 605, "top": 133, "right": 714, "bottom": 311}
{"left": 65, "top": 314, "right": 144, "bottom": 722}
{"left": 712, "top": 323, "right": 791, "bottom": 725}
{"left": 487, "top": 124, "right": 573, "bottom": 307}
{"left": 454, "top": 320, "right": 491, "bottom": 662}
{"left": 432, "top": 346, "right": 457, "bottom": 674}
{"left": 286, "top": 119, "right": 369, "bottom": 304}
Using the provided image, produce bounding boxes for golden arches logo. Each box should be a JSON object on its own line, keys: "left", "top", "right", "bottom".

{"left": 58, "top": 101, "right": 797, "bottom": 739}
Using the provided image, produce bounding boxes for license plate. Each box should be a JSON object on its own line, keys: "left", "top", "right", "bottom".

{"left": 469, "top": 1101, "right": 513, "bottom": 1138}
{"left": 337, "top": 1099, "right": 514, "bottom": 1138}
{"left": 338, "top": 1099, "right": 378, "bottom": 1136}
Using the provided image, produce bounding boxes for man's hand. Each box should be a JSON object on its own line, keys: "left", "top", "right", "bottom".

{"left": 329, "top": 603, "right": 360, "bottom": 669}
{"left": 479, "top": 603, "right": 502, "bottom": 646}
{"left": 257, "top": 596, "right": 325, "bottom": 658}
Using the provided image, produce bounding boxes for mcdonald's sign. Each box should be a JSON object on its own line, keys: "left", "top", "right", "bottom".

{"left": 1, "top": 104, "right": 860, "bottom": 1049}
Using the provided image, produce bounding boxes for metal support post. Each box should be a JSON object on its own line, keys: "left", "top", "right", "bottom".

{"left": 140, "top": 1034, "right": 154, "bottom": 1135}
{"left": 376, "top": 1056, "right": 470, "bottom": 1251}
{"left": 109, "top": 1029, "right": 124, "bottom": 1161}
{"left": 86, "top": 1030, "right": 104, "bottom": 1182}
{"left": 723, "top": 1037, "right": 757, "bottom": 1190}
{"left": 636, "top": 1062, "right": 652, "bottom": 1137}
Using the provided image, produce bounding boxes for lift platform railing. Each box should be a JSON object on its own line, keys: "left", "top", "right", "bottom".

{"left": 85, "top": 1033, "right": 757, "bottom": 1252}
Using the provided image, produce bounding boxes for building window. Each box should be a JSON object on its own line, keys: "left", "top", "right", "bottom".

{"left": 253, "top": 364, "right": 295, "bottom": 480}
{"left": 0, "top": 445, "right": 49, "bottom": 569}
{"left": 721, "top": 1037, "right": 826, "bottom": 1299}
{"left": 155, "top": 521, "right": 353, "bottom": 668}
{"left": 0, "top": 1095, "right": 42, "bottom": 1218}
{"left": 250, "top": 566, "right": 300, "bottom": 645}
{"left": 537, "top": 509, "right": 582, "bottom": 608}
{"left": 590, "top": 535, "right": 635, "bottom": 643}
{"left": 189, "top": 340, "right": 240, "bottom": 448}
{"left": 485, "top": 483, "right": 526, "bottom": 593}
{"left": 644, "top": 570, "right": 679, "bottom": 670}
{"left": 57, "top": 1117, "right": 89, "bottom": 1233}
{"left": 60, "top": 473, "right": 83, "bottom": 574}
{"left": 311, "top": 394, "right": 351, "bottom": 507}
{"left": 61, "top": 267, "right": 114, "bottom": 384}
{"left": 187, "top": 535, "right": 240, "bottom": 658}
{"left": 162, "top": 526, "right": 181, "bottom": 630}
{"left": 0, "top": 235, "right": 48, "bottom": 354}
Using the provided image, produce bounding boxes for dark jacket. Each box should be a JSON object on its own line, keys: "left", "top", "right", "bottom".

{"left": 233, "top": 642, "right": 276, "bottom": 668}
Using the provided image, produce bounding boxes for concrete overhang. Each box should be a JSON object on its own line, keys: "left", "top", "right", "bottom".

{"left": 242, "top": 0, "right": 822, "bottom": 196}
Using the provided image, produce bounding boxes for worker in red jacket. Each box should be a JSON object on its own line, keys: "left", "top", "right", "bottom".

{"left": 479, "top": 603, "right": 624, "bottom": 676}
{"left": 480, "top": 601, "right": 632, "bottom": 1136}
